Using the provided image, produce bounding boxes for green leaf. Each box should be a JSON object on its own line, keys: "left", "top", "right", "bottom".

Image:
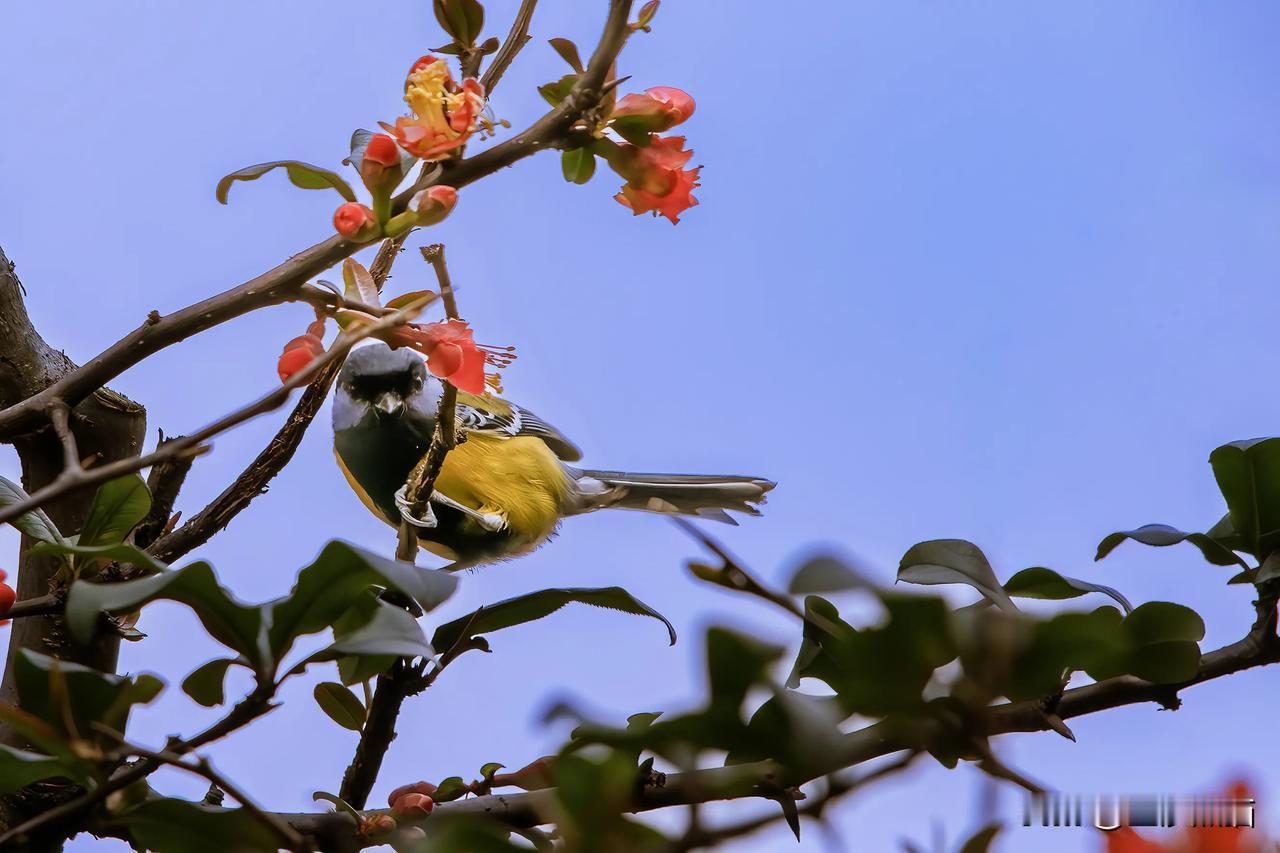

{"left": 328, "top": 599, "right": 435, "bottom": 660}
{"left": 434, "top": 775, "right": 470, "bottom": 802}
{"left": 267, "top": 540, "right": 457, "bottom": 661}
{"left": 64, "top": 563, "right": 264, "bottom": 664}
{"left": 1094, "top": 524, "right": 1246, "bottom": 568}
{"left": 314, "top": 682, "right": 365, "bottom": 731}
{"left": 124, "top": 798, "right": 281, "bottom": 853}
{"left": 0, "top": 475, "right": 64, "bottom": 544}
{"left": 433, "top": 0, "right": 484, "bottom": 44}
{"left": 787, "top": 554, "right": 870, "bottom": 594}
{"left": 1259, "top": 551, "right": 1280, "bottom": 584}
{"left": 385, "top": 290, "right": 436, "bottom": 310}
{"left": 79, "top": 474, "right": 150, "bottom": 547}
{"left": 30, "top": 541, "right": 167, "bottom": 575}
{"left": 548, "top": 37, "right": 584, "bottom": 72}
{"left": 181, "top": 658, "right": 244, "bottom": 708}
{"left": 345, "top": 128, "right": 416, "bottom": 185}
{"left": 480, "top": 761, "right": 505, "bottom": 779}
{"left": 216, "top": 161, "right": 357, "bottom": 205}
{"left": 898, "top": 540, "right": 1018, "bottom": 612}
{"left": 561, "top": 148, "right": 596, "bottom": 184}
{"left": 1123, "top": 601, "right": 1205, "bottom": 645}
{"left": 431, "top": 586, "right": 676, "bottom": 652}
{"left": 0, "top": 745, "right": 71, "bottom": 793}
{"left": 1209, "top": 438, "right": 1280, "bottom": 557}
{"left": 13, "top": 650, "right": 163, "bottom": 749}
{"left": 538, "top": 74, "right": 578, "bottom": 107}
{"left": 1003, "top": 567, "right": 1132, "bottom": 613}
{"left": 636, "top": 0, "right": 660, "bottom": 28}
{"left": 1127, "top": 641, "right": 1202, "bottom": 683}
{"left": 342, "top": 258, "right": 380, "bottom": 307}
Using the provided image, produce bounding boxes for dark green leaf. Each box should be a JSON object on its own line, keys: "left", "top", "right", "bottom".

{"left": 1003, "top": 567, "right": 1132, "bottom": 613}
{"left": 898, "top": 540, "right": 1018, "bottom": 612}
{"left": 0, "top": 475, "right": 64, "bottom": 544}
{"left": 1209, "top": 438, "right": 1280, "bottom": 557}
{"left": 79, "top": 474, "right": 150, "bottom": 547}
{"left": 1127, "top": 641, "right": 1202, "bottom": 683}
{"left": 268, "top": 540, "right": 457, "bottom": 661}
{"left": 433, "top": 0, "right": 484, "bottom": 44}
{"left": 1259, "top": 552, "right": 1280, "bottom": 584}
{"left": 787, "top": 554, "right": 870, "bottom": 594}
{"left": 538, "top": 74, "right": 578, "bottom": 107}
{"left": 329, "top": 599, "right": 435, "bottom": 659}
{"left": 314, "top": 682, "right": 365, "bottom": 731}
{"left": 0, "top": 745, "right": 70, "bottom": 793}
{"left": 124, "top": 798, "right": 281, "bottom": 853}
{"left": 1095, "top": 524, "right": 1246, "bottom": 568}
{"left": 560, "top": 148, "right": 596, "bottom": 184}
{"left": 1123, "top": 601, "right": 1205, "bottom": 645}
{"left": 64, "top": 562, "right": 264, "bottom": 663}
{"left": 216, "top": 161, "right": 357, "bottom": 205}
{"left": 548, "top": 38, "right": 584, "bottom": 72}
{"left": 431, "top": 586, "right": 675, "bottom": 652}
{"left": 13, "top": 650, "right": 163, "bottom": 749}
{"left": 480, "top": 761, "right": 505, "bottom": 779}
{"left": 181, "top": 658, "right": 244, "bottom": 708}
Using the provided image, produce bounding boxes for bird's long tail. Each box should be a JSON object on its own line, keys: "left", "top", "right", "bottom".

{"left": 567, "top": 469, "right": 775, "bottom": 524}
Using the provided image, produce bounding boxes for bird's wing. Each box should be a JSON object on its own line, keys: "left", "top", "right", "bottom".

{"left": 455, "top": 391, "right": 583, "bottom": 461}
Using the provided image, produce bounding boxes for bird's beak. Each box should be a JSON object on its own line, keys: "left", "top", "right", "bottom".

{"left": 372, "top": 392, "right": 404, "bottom": 419}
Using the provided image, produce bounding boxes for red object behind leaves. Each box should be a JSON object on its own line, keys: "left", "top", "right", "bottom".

{"left": 1101, "top": 780, "right": 1265, "bottom": 853}
{"left": 0, "top": 569, "right": 15, "bottom": 627}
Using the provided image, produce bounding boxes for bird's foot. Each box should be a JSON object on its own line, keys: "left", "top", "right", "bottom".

{"left": 395, "top": 485, "right": 438, "bottom": 529}
{"left": 429, "top": 491, "right": 506, "bottom": 532}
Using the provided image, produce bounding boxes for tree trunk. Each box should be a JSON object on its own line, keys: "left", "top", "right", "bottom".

{"left": 0, "top": 246, "right": 147, "bottom": 746}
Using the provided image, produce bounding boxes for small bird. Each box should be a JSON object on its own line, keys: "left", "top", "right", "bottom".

{"left": 332, "top": 342, "right": 774, "bottom": 567}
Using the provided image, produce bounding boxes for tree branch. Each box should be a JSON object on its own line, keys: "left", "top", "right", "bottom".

{"left": 0, "top": 0, "right": 634, "bottom": 441}
{"left": 480, "top": 0, "right": 538, "bottom": 93}
{"left": 147, "top": 235, "right": 411, "bottom": 565}
{"left": 0, "top": 296, "right": 435, "bottom": 530}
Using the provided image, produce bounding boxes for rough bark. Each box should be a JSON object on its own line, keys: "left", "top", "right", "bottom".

{"left": 0, "top": 246, "right": 147, "bottom": 747}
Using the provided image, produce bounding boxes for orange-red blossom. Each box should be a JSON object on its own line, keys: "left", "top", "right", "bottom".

{"left": 381, "top": 318, "right": 513, "bottom": 395}
{"left": 381, "top": 56, "right": 486, "bottom": 161}
{"left": 601, "top": 134, "right": 701, "bottom": 224}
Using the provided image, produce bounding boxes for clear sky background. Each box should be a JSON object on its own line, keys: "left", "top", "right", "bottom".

{"left": 3, "top": 2, "right": 1279, "bottom": 850}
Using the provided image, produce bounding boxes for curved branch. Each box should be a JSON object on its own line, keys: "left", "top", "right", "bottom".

{"left": 0, "top": 0, "right": 634, "bottom": 441}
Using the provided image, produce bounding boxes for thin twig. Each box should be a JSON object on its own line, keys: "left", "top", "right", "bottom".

{"left": 0, "top": 296, "right": 435, "bottom": 529}
{"left": 3, "top": 593, "right": 61, "bottom": 620}
{"left": 481, "top": 0, "right": 539, "bottom": 93}
{"left": 420, "top": 244, "right": 459, "bottom": 319}
{"left": 97, "top": 733, "right": 306, "bottom": 851}
{"left": 672, "top": 517, "right": 805, "bottom": 619}
{"left": 46, "top": 400, "right": 83, "bottom": 475}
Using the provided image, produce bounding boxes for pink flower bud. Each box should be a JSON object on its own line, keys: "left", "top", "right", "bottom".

{"left": 392, "top": 792, "right": 434, "bottom": 818}
{"left": 412, "top": 185, "right": 458, "bottom": 227}
{"left": 388, "top": 781, "right": 437, "bottom": 806}
{"left": 358, "top": 813, "right": 397, "bottom": 836}
{"left": 333, "top": 202, "right": 380, "bottom": 241}
{"left": 612, "top": 86, "right": 696, "bottom": 141}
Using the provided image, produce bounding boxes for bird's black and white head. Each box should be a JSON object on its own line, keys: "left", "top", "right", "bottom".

{"left": 333, "top": 342, "right": 441, "bottom": 432}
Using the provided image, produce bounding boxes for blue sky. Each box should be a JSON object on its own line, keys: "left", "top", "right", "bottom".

{"left": 3, "top": 1, "right": 1279, "bottom": 850}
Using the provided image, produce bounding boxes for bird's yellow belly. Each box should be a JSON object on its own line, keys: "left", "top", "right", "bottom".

{"left": 435, "top": 433, "right": 569, "bottom": 554}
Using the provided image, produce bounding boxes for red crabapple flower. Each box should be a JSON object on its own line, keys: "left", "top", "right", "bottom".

{"left": 0, "top": 568, "right": 14, "bottom": 627}
{"left": 358, "top": 133, "right": 405, "bottom": 195}
{"left": 598, "top": 134, "right": 701, "bottom": 224}
{"left": 380, "top": 56, "right": 487, "bottom": 161}
{"left": 382, "top": 318, "right": 514, "bottom": 395}
{"left": 277, "top": 318, "right": 327, "bottom": 384}
{"left": 333, "top": 202, "right": 380, "bottom": 242}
